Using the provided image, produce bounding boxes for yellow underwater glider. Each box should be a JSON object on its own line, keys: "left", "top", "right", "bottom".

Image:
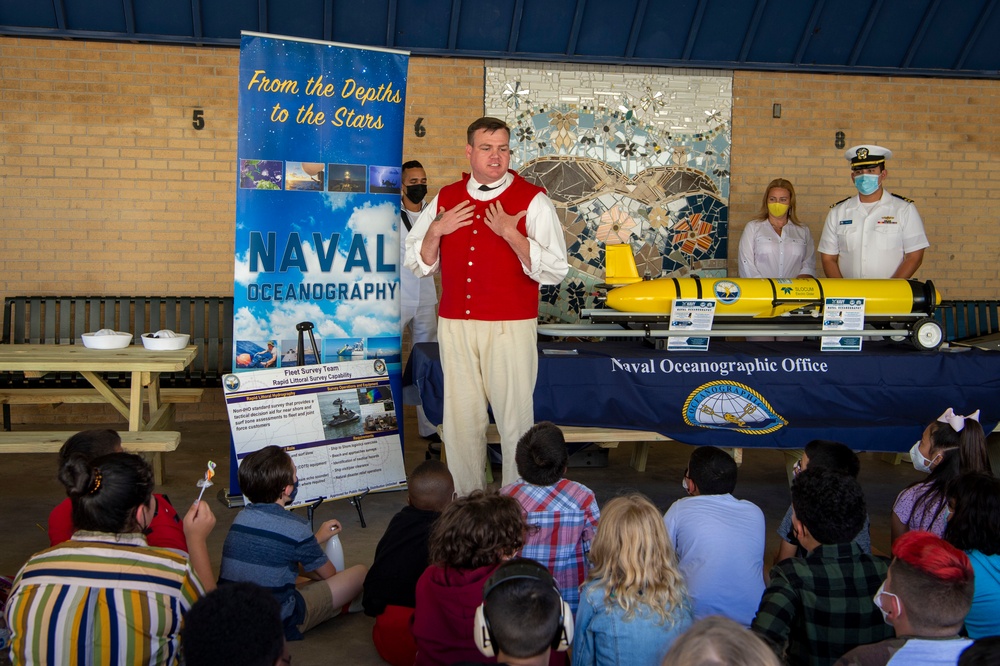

{"left": 538, "top": 244, "right": 945, "bottom": 350}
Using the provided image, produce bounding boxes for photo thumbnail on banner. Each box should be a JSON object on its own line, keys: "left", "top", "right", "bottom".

{"left": 223, "top": 358, "right": 406, "bottom": 506}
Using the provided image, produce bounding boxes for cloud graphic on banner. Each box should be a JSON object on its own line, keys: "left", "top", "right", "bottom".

{"left": 234, "top": 306, "right": 270, "bottom": 341}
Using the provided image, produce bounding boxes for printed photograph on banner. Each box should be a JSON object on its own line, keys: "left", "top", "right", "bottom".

{"left": 279, "top": 338, "right": 321, "bottom": 367}
{"left": 239, "top": 159, "right": 284, "bottom": 190}
{"left": 365, "top": 335, "right": 401, "bottom": 363}
{"left": 368, "top": 165, "right": 401, "bottom": 194}
{"left": 223, "top": 358, "right": 406, "bottom": 503}
{"left": 285, "top": 161, "right": 326, "bottom": 191}
{"left": 328, "top": 337, "right": 365, "bottom": 361}
{"left": 327, "top": 163, "right": 367, "bottom": 192}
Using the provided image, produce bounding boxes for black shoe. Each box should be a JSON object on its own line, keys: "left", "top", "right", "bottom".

{"left": 424, "top": 433, "right": 442, "bottom": 444}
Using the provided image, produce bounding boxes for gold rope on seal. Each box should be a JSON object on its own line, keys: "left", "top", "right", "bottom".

{"left": 88, "top": 469, "right": 103, "bottom": 495}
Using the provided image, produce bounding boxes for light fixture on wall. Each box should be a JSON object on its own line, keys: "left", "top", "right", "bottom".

{"left": 772, "top": 103, "right": 781, "bottom": 119}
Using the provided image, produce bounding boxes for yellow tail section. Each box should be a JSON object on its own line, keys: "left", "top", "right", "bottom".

{"left": 604, "top": 243, "right": 642, "bottom": 285}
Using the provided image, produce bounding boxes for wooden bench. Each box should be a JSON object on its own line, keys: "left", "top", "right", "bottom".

{"left": 439, "top": 424, "right": 674, "bottom": 479}
{"left": 1, "top": 296, "right": 233, "bottom": 430}
{"left": 0, "top": 430, "right": 181, "bottom": 484}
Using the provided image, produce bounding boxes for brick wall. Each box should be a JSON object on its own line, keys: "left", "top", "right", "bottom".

{"left": 731, "top": 70, "right": 1000, "bottom": 294}
{"left": 2, "top": 37, "right": 998, "bottom": 425}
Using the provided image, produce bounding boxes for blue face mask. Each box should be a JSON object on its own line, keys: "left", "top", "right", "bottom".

{"left": 854, "top": 173, "right": 880, "bottom": 196}
{"left": 288, "top": 480, "right": 300, "bottom": 504}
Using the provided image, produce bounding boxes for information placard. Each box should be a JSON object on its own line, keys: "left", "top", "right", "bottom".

{"left": 667, "top": 299, "right": 716, "bottom": 351}
{"left": 821, "top": 298, "right": 865, "bottom": 352}
{"left": 223, "top": 358, "right": 406, "bottom": 506}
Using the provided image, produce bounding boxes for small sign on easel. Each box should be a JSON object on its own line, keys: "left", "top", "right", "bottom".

{"left": 821, "top": 298, "right": 865, "bottom": 352}
{"left": 667, "top": 299, "right": 716, "bottom": 351}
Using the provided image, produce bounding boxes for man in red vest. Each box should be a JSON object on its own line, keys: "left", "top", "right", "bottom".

{"left": 404, "top": 117, "right": 569, "bottom": 496}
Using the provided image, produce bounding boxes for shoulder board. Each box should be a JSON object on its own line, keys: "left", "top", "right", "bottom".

{"left": 830, "top": 197, "right": 850, "bottom": 208}
{"left": 891, "top": 193, "right": 915, "bottom": 204}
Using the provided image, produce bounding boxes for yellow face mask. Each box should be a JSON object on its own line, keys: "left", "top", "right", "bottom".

{"left": 768, "top": 202, "right": 790, "bottom": 218}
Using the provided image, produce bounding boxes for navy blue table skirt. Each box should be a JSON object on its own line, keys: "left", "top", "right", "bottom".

{"left": 406, "top": 340, "right": 1000, "bottom": 452}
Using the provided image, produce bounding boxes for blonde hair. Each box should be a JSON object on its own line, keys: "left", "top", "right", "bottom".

{"left": 752, "top": 178, "right": 801, "bottom": 226}
{"left": 587, "top": 493, "right": 687, "bottom": 624}
{"left": 661, "top": 616, "right": 781, "bottom": 666}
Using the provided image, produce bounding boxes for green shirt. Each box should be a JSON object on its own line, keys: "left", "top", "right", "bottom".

{"left": 751, "top": 542, "right": 893, "bottom": 666}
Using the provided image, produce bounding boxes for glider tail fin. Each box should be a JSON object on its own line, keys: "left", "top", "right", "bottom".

{"left": 604, "top": 243, "right": 643, "bottom": 286}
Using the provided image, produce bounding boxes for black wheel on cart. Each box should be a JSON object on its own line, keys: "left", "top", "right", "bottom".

{"left": 910, "top": 317, "right": 944, "bottom": 351}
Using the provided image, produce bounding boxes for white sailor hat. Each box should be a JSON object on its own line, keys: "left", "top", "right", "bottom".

{"left": 845, "top": 145, "right": 892, "bottom": 168}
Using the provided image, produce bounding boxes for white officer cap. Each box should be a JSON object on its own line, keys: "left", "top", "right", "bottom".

{"left": 844, "top": 145, "right": 892, "bottom": 169}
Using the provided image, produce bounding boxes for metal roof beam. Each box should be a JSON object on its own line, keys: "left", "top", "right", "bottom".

{"left": 624, "top": 0, "right": 647, "bottom": 59}
{"left": 448, "top": 0, "right": 461, "bottom": 49}
{"left": 848, "top": 0, "right": 882, "bottom": 66}
{"left": 793, "top": 0, "right": 824, "bottom": 64}
{"left": 682, "top": 0, "right": 707, "bottom": 61}
{"left": 955, "top": 0, "right": 997, "bottom": 70}
{"left": 902, "top": 0, "right": 940, "bottom": 68}
{"left": 566, "top": 0, "right": 587, "bottom": 56}
{"left": 386, "top": 0, "right": 397, "bottom": 47}
{"left": 191, "top": 0, "right": 203, "bottom": 43}
{"left": 738, "top": 0, "right": 768, "bottom": 63}
{"left": 53, "top": 0, "right": 67, "bottom": 31}
{"left": 508, "top": 0, "right": 525, "bottom": 53}
{"left": 324, "top": 0, "right": 332, "bottom": 42}
{"left": 122, "top": 0, "right": 136, "bottom": 36}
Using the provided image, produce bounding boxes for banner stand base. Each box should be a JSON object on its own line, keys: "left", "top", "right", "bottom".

{"left": 219, "top": 488, "right": 246, "bottom": 509}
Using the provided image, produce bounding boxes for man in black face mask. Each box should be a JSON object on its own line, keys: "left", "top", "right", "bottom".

{"left": 400, "top": 160, "right": 442, "bottom": 451}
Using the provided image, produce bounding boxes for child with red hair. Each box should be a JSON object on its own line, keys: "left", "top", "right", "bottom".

{"left": 836, "top": 531, "right": 974, "bottom": 665}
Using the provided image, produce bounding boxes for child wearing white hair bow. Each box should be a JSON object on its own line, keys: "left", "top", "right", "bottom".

{"left": 891, "top": 408, "right": 990, "bottom": 545}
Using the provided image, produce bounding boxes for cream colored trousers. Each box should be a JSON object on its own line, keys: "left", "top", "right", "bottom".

{"left": 438, "top": 317, "right": 537, "bottom": 496}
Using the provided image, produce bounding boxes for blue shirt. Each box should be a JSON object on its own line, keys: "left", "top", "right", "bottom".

{"left": 964, "top": 550, "right": 1000, "bottom": 639}
{"left": 218, "top": 503, "right": 328, "bottom": 634}
{"left": 572, "top": 581, "right": 693, "bottom": 666}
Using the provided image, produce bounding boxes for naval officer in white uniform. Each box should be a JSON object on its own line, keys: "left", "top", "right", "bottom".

{"left": 818, "top": 145, "right": 929, "bottom": 279}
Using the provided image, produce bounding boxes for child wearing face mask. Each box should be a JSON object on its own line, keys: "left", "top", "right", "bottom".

{"left": 890, "top": 409, "right": 990, "bottom": 546}
{"left": 218, "top": 445, "right": 367, "bottom": 641}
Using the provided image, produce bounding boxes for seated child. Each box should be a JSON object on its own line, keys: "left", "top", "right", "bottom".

{"left": 500, "top": 421, "right": 600, "bottom": 613}
{"left": 181, "top": 582, "right": 288, "bottom": 666}
{"left": 411, "top": 491, "right": 526, "bottom": 666}
{"left": 460, "top": 558, "right": 574, "bottom": 666}
{"left": 48, "top": 429, "right": 187, "bottom": 552}
{"left": 774, "top": 440, "right": 871, "bottom": 564}
{"left": 363, "top": 460, "right": 455, "bottom": 666}
{"left": 218, "top": 445, "right": 367, "bottom": 641}
{"left": 573, "top": 493, "right": 693, "bottom": 666}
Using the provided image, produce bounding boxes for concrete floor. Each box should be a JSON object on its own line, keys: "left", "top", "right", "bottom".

{"left": 0, "top": 408, "right": 927, "bottom": 665}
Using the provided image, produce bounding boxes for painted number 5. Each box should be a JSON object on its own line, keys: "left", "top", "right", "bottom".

{"left": 192, "top": 109, "right": 205, "bottom": 131}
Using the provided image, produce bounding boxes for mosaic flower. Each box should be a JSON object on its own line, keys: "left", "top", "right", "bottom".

{"left": 580, "top": 132, "right": 597, "bottom": 146}
{"left": 648, "top": 206, "right": 671, "bottom": 230}
{"left": 540, "top": 283, "right": 560, "bottom": 307}
{"left": 670, "top": 213, "right": 714, "bottom": 256}
{"left": 549, "top": 111, "right": 578, "bottom": 131}
{"left": 578, "top": 239, "right": 601, "bottom": 262}
{"left": 596, "top": 205, "right": 638, "bottom": 244}
{"left": 502, "top": 80, "right": 530, "bottom": 109}
{"left": 516, "top": 125, "right": 534, "bottom": 142}
{"left": 552, "top": 130, "right": 576, "bottom": 153}
{"left": 564, "top": 279, "right": 589, "bottom": 314}
{"left": 617, "top": 142, "right": 637, "bottom": 157}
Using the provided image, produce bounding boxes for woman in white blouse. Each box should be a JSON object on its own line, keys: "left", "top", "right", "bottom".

{"left": 738, "top": 179, "right": 816, "bottom": 279}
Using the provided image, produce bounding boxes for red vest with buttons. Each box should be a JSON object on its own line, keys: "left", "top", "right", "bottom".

{"left": 437, "top": 171, "right": 545, "bottom": 321}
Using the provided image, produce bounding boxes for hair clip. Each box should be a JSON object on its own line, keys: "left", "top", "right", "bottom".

{"left": 88, "top": 469, "right": 103, "bottom": 495}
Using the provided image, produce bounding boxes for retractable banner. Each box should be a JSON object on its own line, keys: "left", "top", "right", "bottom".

{"left": 227, "top": 32, "right": 408, "bottom": 498}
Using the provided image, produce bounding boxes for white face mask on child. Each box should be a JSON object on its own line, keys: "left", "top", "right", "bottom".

{"left": 909, "top": 441, "right": 937, "bottom": 473}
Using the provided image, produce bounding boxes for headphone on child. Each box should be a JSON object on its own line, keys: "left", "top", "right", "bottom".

{"left": 473, "top": 558, "right": 574, "bottom": 658}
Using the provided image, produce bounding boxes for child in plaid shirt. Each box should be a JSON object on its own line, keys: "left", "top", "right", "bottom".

{"left": 500, "top": 422, "right": 600, "bottom": 613}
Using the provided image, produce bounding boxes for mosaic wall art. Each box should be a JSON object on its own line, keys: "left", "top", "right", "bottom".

{"left": 485, "top": 62, "right": 732, "bottom": 324}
